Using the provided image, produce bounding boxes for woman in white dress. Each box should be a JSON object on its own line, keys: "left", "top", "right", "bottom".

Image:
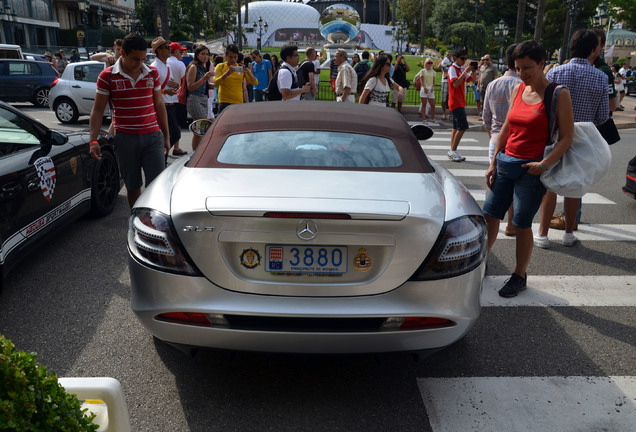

{"left": 358, "top": 55, "right": 403, "bottom": 106}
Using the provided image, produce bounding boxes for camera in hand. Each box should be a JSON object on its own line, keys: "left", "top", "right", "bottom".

{"left": 470, "top": 61, "right": 479, "bottom": 70}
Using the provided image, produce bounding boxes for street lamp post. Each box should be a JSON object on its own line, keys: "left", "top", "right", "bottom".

{"left": 469, "top": 0, "right": 485, "bottom": 23}
{"left": 563, "top": 0, "right": 586, "bottom": 60}
{"left": 252, "top": 16, "right": 268, "bottom": 51}
{"left": 78, "top": 0, "right": 90, "bottom": 50}
{"left": 97, "top": 5, "right": 103, "bottom": 50}
{"left": 494, "top": 19, "right": 510, "bottom": 69}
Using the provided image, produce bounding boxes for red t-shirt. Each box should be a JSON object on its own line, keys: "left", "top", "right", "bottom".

{"left": 448, "top": 64, "right": 472, "bottom": 111}
{"left": 505, "top": 83, "right": 549, "bottom": 160}
{"left": 96, "top": 62, "right": 160, "bottom": 135}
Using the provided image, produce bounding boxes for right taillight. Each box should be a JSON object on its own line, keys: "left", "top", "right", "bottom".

{"left": 408, "top": 215, "right": 487, "bottom": 281}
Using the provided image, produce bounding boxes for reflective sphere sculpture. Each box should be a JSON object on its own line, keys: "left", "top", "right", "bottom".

{"left": 319, "top": 4, "right": 361, "bottom": 44}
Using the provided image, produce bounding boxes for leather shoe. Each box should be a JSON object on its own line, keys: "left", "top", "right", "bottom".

{"left": 504, "top": 225, "right": 516, "bottom": 236}
{"left": 549, "top": 214, "right": 578, "bottom": 231}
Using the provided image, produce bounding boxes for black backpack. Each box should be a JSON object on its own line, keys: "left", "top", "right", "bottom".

{"left": 355, "top": 60, "right": 370, "bottom": 82}
{"left": 264, "top": 65, "right": 297, "bottom": 101}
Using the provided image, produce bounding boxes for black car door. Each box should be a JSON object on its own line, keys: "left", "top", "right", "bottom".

{"left": 0, "top": 105, "right": 85, "bottom": 271}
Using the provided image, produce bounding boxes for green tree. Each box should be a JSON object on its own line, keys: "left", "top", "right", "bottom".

{"left": 449, "top": 22, "right": 486, "bottom": 55}
{"left": 608, "top": 0, "right": 636, "bottom": 31}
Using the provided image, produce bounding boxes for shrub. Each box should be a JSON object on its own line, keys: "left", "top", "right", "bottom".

{"left": 0, "top": 335, "right": 98, "bottom": 431}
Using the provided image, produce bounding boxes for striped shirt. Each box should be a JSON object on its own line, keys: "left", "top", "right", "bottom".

{"left": 96, "top": 59, "right": 160, "bottom": 135}
{"left": 546, "top": 58, "right": 608, "bottom": 125}
{"left": 482, "top": 70, "right": 522, "bottom": 134}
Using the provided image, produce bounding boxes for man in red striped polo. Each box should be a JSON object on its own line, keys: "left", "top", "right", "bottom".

{"left": 89, "top": 33, "right": 170, "bottom": 208}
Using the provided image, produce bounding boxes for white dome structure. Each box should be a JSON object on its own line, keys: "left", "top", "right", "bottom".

{"left": 239, "top": 1, "right": 323, "bottom": 48}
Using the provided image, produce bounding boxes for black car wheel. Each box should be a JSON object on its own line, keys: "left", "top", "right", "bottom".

{"left": 33, "top": 87, "right": 50, "bottom": 107}
{"left": 90, "top": 150, "right": 120, "bottom": 216}
{"left": 54, "top": 98, "right": 79, "bottom": 124}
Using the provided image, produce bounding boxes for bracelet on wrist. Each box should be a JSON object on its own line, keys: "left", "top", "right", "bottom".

{"left": 539, "top": 162, "right": 547, "bottom": 171}
{"left": 89, "top": 140, "right": 99, "bottom": 147}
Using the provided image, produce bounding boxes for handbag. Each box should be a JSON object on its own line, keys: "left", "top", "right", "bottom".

{"left": 541, "top": 85, "right": 612, "bottom": 198}
{"left": 177, "top": 74, "right": 187, "bottom": 105}
{"left": 414, "top": 75, "right": 422, "bottom": 91}
{"left": 596, "top": 116, "right": 620, "bottom": 145}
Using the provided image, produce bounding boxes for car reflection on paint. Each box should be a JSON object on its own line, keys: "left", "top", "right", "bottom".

{"left": 0, "top": 101, "right": 122, "bottom": 290}
{"left": 128, "top": 102, "right": 486, "bottom": 355}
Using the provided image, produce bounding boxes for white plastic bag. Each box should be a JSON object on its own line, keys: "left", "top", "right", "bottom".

{"left": 540, "top": 122, "right": 612, "bottom": 198}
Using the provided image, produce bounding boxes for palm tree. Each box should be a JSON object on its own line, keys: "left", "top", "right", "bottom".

{"left": 421, "top": 1, "right": 427, "bottom": 49}
{"left": 515, "top": 0, "right": 526, "bottom": 43}
{"left": 533, "top": 0, "right": 546, "bottom": 42}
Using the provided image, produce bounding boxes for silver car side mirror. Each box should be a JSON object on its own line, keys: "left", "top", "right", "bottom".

{"left": 189, "top": 119, "right": 214, "bottom": 137}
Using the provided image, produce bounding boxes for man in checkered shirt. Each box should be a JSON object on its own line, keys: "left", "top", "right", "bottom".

{"left": 536, "top": 29, "right": 609, "bottom": 248}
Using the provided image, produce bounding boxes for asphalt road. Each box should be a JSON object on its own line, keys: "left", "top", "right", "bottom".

{"left": 1, "top": 105, "right": 635, "bottom": 431}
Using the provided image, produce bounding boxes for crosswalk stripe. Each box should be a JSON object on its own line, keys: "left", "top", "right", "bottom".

{"left": 468, "top": 190, "right": 616, "bottom": 204}
{"left": 429, "top": 154, "right": 492, "bottom": 162}
{"left": 422, "top": 144, "right": 488, "bottom": 150}
{"left": 448, "top": 169, "right": 488, "bottom": 177}
{"left": 424, "top": 137, "right": 480, "bottom": 143}
{"left": 481, "top": 275, "right": 636, "bottom": 306}
{"left": 418, "top": 376, "right": 636, "bottom": 432}
{"left": 492, "top": 223, "right": 636, "bottom": 241}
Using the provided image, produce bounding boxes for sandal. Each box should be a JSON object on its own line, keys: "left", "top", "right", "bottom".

{"left": 442, "top": 115, "right": 448, "bottom": 121}
{"left": 172, "top": 149, "right": 188, "bottom": 156}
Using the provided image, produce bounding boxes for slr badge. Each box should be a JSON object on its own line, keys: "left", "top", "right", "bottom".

{"left": 240, "top": 248, "right": 261, "bottom": 269}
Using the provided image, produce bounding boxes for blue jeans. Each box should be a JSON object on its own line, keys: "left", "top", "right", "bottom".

{"left": 483, "top": 153, "right": 546, "bottom": 229}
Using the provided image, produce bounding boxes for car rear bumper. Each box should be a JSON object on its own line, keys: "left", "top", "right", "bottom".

{"left": 129, "top": 255, "right": 484, "bottom": 354}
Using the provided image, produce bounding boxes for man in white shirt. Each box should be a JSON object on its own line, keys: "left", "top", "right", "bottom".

{"left": 440, "top": 51, "right": 453, "bottom": 120}
{"left": 278, "top": 45, "right": 311, "bottom": 101}
{"left": 618, "top": 61, "right": 629, "bottom": 109}
{"left": 166, "top": 42, "right": 189, "bottom": 135}
{"left": 151, "top": 37, "right": 186, "bottom": 158}
{"left": 334, "top": 48, "right": 357, "bottom": 102}
{"left": 312, "top": 50, "right": 321, "bottom": 97}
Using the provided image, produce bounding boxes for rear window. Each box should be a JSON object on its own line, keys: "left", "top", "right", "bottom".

{"left": 216, "top": 131, "right": 403, "bottom": 168}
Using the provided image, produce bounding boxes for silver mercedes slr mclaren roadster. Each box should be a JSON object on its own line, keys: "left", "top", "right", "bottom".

{"left": 128, "top": 102, "right": 486, "bottom": 354}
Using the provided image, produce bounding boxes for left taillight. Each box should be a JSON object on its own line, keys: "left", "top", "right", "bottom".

{"left": 408, "top": 215, "right": 487, "bottom": 281}
{"left": 50, "top": 77, "right": 59, "bottom": 88}
{"left": 128, "top": 208, "right": 200, "bottom": 275}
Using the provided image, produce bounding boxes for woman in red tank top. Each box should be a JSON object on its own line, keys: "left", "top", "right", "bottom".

{"left": 482, "top": 40, "right": 574, "bottom": 298}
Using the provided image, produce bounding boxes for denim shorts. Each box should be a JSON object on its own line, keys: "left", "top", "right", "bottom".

{"left": 451, "top": 107, "right": 468, "bottom": 131}
{"left": 482, "top": 153, "right": 546, "bottom": 229}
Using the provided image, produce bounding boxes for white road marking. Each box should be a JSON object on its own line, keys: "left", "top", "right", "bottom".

{"left": 481, "top": 275, "right": 636, "bottom": 306}
{"left": 418, "top": 376, "right": 636, "bottom": 432}
{"left": 423, "top": 137, "right": 480, "bottom": 143}
{"left": 428, "top": 154, "right": 492, "bottom": 162}
{"left": 468, "top": 190, "right": 616, "bottom": 204}
{"left": 448, "top": 169, "right": 487, "bottom": 177}
{"left": 422, "top": 144, "right": 488, "bottom": 150}
{"left": 493, "top": 223, "right": 636, "bottom": 241}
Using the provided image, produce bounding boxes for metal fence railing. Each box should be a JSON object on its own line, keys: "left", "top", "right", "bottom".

{"left": 315, "top": 80, "right": 476, "bottom": 106}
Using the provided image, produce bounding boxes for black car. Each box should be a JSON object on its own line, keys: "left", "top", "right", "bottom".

{"left": 626, "top": 78, "right": 636, "bottom": 96}
{"left": 0, "top": 102, "right": 122, "bottom": 288}
{"left": 0, "top": 59, "right": 59, "bottom": 107}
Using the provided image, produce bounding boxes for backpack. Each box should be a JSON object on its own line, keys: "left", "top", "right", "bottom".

{"left": 264, "top": 65, "right": 297, "bottom": 101}
{"left": 355, "top": 60, "right": 370, "bottom": 82}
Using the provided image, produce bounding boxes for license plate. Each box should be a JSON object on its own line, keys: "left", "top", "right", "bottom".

{"left": 265, "top": 245, "right": 348, "bottom": 273}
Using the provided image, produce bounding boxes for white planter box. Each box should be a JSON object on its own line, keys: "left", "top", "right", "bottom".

{"left": 58, "top": 377, "right": 131, "bottom": 432}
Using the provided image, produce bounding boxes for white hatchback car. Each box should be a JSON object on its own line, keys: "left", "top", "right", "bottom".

{"left": 49, "top": 60, "right": 111, "bottom": 124}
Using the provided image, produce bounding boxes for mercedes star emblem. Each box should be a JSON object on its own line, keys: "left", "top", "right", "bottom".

{"left": 296, "top": 220, "right": 318, "bottom": 240}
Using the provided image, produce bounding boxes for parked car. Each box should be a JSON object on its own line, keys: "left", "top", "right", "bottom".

{"left": 626, "top": 78, "right": 636, "bottom": 96}
{"left": 0, "top": 59, "right": 59, "bottom": 107}
{"left": 0, "top": 44, "right": 23, "bottom": 59}
{"left": 178, "top": 41, "right": 196, "bottom": 52}
{"left": 0, "top": 101, "right": 122, "bottom": 289}
{"left": 128, "top": 102, "right": 487, "bottom": 355}
{"left": 49, "top": 61, "right": 111, "bottom": 124}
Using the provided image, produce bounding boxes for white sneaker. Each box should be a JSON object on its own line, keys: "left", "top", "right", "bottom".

{"left": 562, "top": 232, "right": 578, "bottom": 247}
{"left": 448, "top": 150, "right": 466, "bottom": 162}
{"left": 427, "top": 121, "right": 440, "bottom": 126}
{"left": 533, "top": 233, "right": 550, "bottom": 249}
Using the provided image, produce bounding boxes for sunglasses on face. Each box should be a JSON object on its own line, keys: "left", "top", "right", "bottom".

{"left": 460, "top": 57, "right": 467, "bottom": 61}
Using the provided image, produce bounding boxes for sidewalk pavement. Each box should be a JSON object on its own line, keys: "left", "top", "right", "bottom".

{"left": 401, "top": 95, "right": 636, "bottom": 130}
